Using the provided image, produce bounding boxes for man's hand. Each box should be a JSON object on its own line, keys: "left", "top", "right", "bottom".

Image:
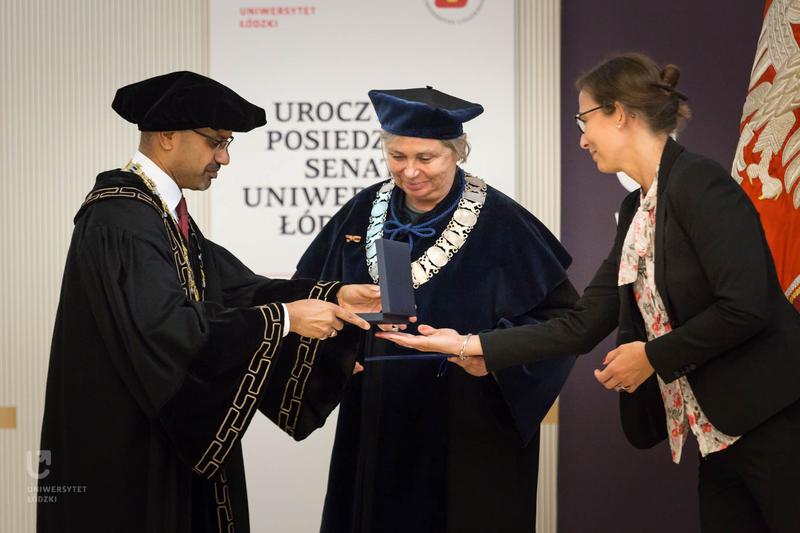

{"left": 593, "top": 341, "right": 654, "bottom": 393}
{"left": 285, "top": 299, "right": 370, "bottom": 340}
{"left": 337, "top": 284, "right": 381, "bottom": 313}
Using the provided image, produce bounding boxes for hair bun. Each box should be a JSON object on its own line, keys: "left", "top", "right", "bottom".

{"left": 660, "top": 64, "right": 681, "bottom": 89}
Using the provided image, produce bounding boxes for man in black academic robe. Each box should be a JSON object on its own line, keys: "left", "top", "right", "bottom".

{"left": 37, "top": 71, "right": 377, "bottom": 533}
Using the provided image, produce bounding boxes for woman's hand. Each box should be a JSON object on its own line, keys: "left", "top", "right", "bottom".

{"left": 594, "top": 341, "right": 654, "bottom": 393}
{"left": 376, "top": 324, "right": 489, "bottom": 377}
{"left": 447, "top": 355, "right": 489, "bottom": 377}
{"left": 375, "top": 324, "right": 463, "bottom": 353}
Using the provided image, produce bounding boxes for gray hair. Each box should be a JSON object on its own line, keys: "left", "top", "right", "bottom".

{"left": 379, "top": 130, "right": 471, "bottom": 163}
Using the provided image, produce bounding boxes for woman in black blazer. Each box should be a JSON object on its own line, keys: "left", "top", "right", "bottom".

{"left": 377, "top": 53, "right": 800, "bottom": 532}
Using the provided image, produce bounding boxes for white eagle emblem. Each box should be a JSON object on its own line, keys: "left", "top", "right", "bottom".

{"left": 732, "top": 0, "right": 800, "bottom": 208}
{"left": 732, "top": 0, "right": 800, "bottom": 309}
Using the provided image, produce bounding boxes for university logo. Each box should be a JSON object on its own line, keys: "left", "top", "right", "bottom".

{"left": 425, "top": 0, "right": 484, "bottom": 24}
{"left": 26, "top": 449, "right": 51, "bottom": 480}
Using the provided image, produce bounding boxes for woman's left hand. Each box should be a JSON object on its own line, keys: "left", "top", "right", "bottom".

{"left": 594, "top": 341, "right": 654, "bottom": 393}
{"left": 447, "top": 355, "right": 489, "bottom": 377}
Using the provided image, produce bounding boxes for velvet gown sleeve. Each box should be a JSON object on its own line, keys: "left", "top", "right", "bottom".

{"left": 255, "top": 278, "right": 360, "bottom": 442}
{"left": 197, "top": 239, "right": 360, "bottom": 442}
{"left": 490, "top": 279, "right": 580, "bottom": 445}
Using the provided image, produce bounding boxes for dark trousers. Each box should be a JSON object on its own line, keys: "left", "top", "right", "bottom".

{"left": 698, "top": 399, "right": 800, "bottom": 533}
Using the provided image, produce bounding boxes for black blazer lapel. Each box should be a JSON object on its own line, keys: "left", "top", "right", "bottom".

{"left": 615, "top": 191, "right": 647, "bottom": 343}
{"left": 654, "top": 138, "right": 685, "bottom": 322}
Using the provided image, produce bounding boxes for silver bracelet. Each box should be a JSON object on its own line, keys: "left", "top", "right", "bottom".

{"left": 458, "top": 333, "right": 472, "bottom": 360}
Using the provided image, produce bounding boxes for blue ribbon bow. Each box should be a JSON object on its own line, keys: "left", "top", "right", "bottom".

{"left": 383, "top": 172, "right": 465, "bottom": 249}
{"left": 383, "top": 221, "right": 437, "bottom": 248}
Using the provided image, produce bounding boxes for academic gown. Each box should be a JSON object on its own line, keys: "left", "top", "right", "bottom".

{"left": 295, "top": 169, "right": 579, "bottom": 533}
{"left": 37, "top": 169, "right": 358, "bottom": 533}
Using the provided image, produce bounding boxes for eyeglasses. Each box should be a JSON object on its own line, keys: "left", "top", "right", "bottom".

{"left": 192, "top": 129, "right": 234, "bottom": 151}
{"left": 574, "top": 104, "right": 608, "bottom": 133}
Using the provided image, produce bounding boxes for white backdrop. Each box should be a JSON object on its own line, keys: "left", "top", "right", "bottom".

{"left": 209, "top": 1, "right": 515, "bottom": 530}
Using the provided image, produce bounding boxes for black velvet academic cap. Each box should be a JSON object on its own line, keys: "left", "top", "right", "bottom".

{"left": 368, "top": 86, "right": 483, "bottom": 140}
{"left": 112, "top": 71, "right": 266, "bottom": 132}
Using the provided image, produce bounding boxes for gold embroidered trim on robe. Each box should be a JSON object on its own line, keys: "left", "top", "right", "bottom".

{"left": 81, "top": 185, "right": 198, "bottom": 301}
{"left": 277, "top": 281, "right": 340, "bottom": 437}
{"left": 193, "top": 303, "right": 284, "bottom": 478}
{"left": 214, "top": 469, "right": 235, "bottom": 533}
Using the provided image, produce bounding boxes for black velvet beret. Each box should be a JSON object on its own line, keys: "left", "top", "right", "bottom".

{"left": 112, "top": 71, "right": 266, "bottom": 132}
{"left": 368, "top": 86, "right": 483, "bottom": 139}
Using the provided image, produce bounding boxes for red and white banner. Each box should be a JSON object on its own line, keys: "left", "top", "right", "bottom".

{"left": 209, "top": 2, "right": 514, "bottom": 530}
{"left": 732, "top": 0, "right": 800, "bottom": 310}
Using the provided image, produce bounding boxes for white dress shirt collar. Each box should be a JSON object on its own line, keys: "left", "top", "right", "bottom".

{"left": 130, "top": 151, "right": 293, "bottom": 336}
{"left": 130, "top": 151, "right": 183, "bottom": 218}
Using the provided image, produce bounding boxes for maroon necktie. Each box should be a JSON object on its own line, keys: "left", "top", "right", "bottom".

{"left": 176, "top": 196, "right": 190, "bottom": 241}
